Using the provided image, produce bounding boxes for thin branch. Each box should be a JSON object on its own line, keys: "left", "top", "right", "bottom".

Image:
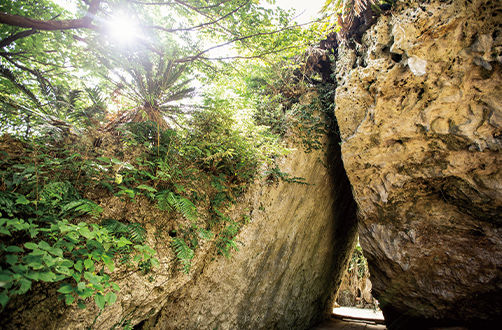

{"left": 0, "top": 0, "right": 101, "bottom": 31}
{"left": 145, "top": 1, "right": 249, "bottom": 33}
{"left": 126, "top": 1, "right": 176, "bottom": 5}
{"left": 174, "top": 23, "right": 306, "bottom": 63}
{"left": 0, "top": 29, "right": 39, "bottom": 48}
{"left": 196, "top": 0, "right": 236, "bottom": 10}
{"left": 198, "top": 45, "right": 299, "bottom": 61}
{"left": 126, "top": 0, "right": 235, "bottom": 10}
{"left": 0, "top": 52, "right": 40, "bottom": 77}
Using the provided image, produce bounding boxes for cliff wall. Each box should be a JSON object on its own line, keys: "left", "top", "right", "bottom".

{"left": 334, "top": 0, "right": 502, "bottom": 328}
{"left": 145, "top": 136, "right": 358, "bottom": 329}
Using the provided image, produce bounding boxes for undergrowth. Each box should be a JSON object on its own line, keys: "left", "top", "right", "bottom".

{"left": 0, "top": 54, "right": 333, "bottom": 314}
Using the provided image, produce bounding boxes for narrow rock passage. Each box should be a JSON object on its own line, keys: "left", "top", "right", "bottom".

{"left": 310, "top": 316, "right": 386, "bottom": 330}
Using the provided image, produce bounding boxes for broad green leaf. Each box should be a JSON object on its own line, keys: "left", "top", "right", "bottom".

{"left": 29, "top": 228, "right": 39, "bottom": 238}
{"left": 0, "top": 275, "right": 11, "bottom": 282}
{"left": 15, "top": 195, "right": 30, "bottom": 205}
{"left": 65, "top": 294, "right": 75, "bottom": 305}
{"left": 55, "top": 266, "right": 71, "bottom": 275}
{"left": 74, "top": 261, "right": 83, "bottom": 272}
{"left": 111, "top": 282, "right": 120, "bottom": 291}
{"left": 84, "top": 258, "right": 93, "bottom": 270}
{"left": 6, "top": 254, "right": 17, "bottom": 265}
{"left": 79, "top": 227, "right": 93, "bottom": 239}
{"left": 97, "top": 157, "right": 111, "bottom": 163}
{"left": 77, "top": 282, "right": 86, "bottom": 291}
{"left": 18, "top": 278, "right": 31, "bottom": 294}
{"left": 105, "top": 292, "right": 117, "bottom": 306}
{"left": 0, "top": 293, "right": 9, "bottom": 307}
{"left": 39, "top": 271, "right": 56, "bottom": 282}
{"left": 27, "top": 262, "right": 44, "bottom": 270}
{"left": 25, "top": 272, "right": 39, "bottom": 281}
{"left": 5, "top": 246, "right": 23, "bottom": 253}
{"left": 24, "top": 242, "right": 38, "bottom": 250}
{"left": 38, "top": 241, "right": 51, "bottom": 250}
{"left": 0, "top": 228, "right": 11, "bottom": 236}
{"left": 48, "top": 247, "right": 63, "bottom": 257}
{"left": 57, "top": 283, "right": 74, "bottom": 294}
{"left": 77, "top": 300, "right": 87, "bottom": 309}
{"left": 94, "top": 293, "right": 105, "bottom": 309}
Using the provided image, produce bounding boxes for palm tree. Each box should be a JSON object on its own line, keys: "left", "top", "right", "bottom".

{"left": 103, "top": 55, "right": 195, "bottom": 130}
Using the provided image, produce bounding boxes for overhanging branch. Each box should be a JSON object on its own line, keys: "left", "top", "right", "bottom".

{"left": 0, "top": 0, "right": 101, "bottom": 31}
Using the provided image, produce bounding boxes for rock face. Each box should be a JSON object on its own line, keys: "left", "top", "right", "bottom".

{"left": 0, "top": 134, "right": 357, "bottom": 329}
{"left": 143, "top": 136, "right": 358, "bottom": 329}
{"left": 334, "top": 0, "right": 502, "bottom": 328}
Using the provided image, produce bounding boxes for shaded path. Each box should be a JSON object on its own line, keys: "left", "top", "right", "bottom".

{"left": 310, "top": 317, "right": 386, "bottom": 330}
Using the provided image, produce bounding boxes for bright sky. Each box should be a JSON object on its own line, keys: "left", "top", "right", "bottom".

{"left": 272, "top": 0, "right": 326, "bottom": 24}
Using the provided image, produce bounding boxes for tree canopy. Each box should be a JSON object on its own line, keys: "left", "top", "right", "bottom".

{"left": 0, "top": 0, "right": 323, "bottom": 135}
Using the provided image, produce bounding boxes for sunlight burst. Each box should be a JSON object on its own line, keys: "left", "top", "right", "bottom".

{"left": 108, "top": 15, "right": 141, "bottom": 44}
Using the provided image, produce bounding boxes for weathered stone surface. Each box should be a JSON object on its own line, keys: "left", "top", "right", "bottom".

{"left": 1, "top": 135, "right": 357, "bottom": 330}
{"left": 144, "top": 136, "right": 358, "bottom": 329}
{"left": 334, "top": 0, "right": 502, "bottom": 328}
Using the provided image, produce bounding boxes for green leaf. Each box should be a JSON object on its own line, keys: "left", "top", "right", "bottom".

{"left": 137, "top": 184, "right": 157, "bottom": 192}
{"left": 48, "top": 247, "right": 63, "bottom": 257}
{"left": 38, "top": 240, "right": 51, "bottom": 250}
{"left": 5, "top": 246, "right": 23, "bottom": 253}
{"left": 18, "top": 278, "right": 31, "bottom": 294}
{"left": 27, "top": 262, "right": 44, "bottom": 270}
{"left": 57, "top": 283, "right": 74, "bottom": 294}
{"left": 55, "top": 266, "right": 71, "bottom": 275}
{"left": 39, "top": 271, "right": 56, "bottom": 282}
{"left": 105, "top": 292, "right": 117, "bottom": 306}
{"left": 72, "top": 273, "right": 81, "bottom": 282}
{"left": 74, "top": 260, "right": 83, "bottom": 272}
{"left": 24, "top": 242, "right": 38, "bottom": 251}
{"left": 30, "top": 249, "right": 45, "bottom": 256}
{"left": 77, "top": 282, "right": 86, "bottom": 291}
{"left": 0, "top": 275, "right": 11, "bottom": 282}
{"left": 0, "top": 292, "right": 9, "bottom": 308}
{"left": 0, "top": 228, "right": 11, "bottom": 236}
{"left": 15, "top": 195, "right": 30, "bottom": 205}
{"left": 29, "top": 228, "right": 39, "bottom": 238}
{"left": 97, "top": 157, "right": 111, "bottom": 163}
{"left": 65, "top": 294, "right": 75, "bottom": 305}
{"left": 133, "top": 254, "right": 142, "bottom": 263}
{"left": 84, "top": 258, "right": 93, "bottom": 270}
{"left": 6, "top": 254, "right": 17, "bottom": 265}
{"left": 25, "top": 272, "right": 39, "bottom": 281}
{"left": 94, "top": 293, "right": 105, "bottom": 309}
{"left": 111, "top": 282, "right": 120, "bottom": 291}
{"left": 79, "top": 227, "right": 93, "bottom": 239}
{"left": 77, "top": 300, "right": 87, "bottom": 309}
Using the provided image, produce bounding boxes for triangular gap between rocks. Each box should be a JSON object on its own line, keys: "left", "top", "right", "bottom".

{"left": 333, "top": 236, "right": 385, "bottom": 324}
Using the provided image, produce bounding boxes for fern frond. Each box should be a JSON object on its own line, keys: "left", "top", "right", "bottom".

{"left": 101, "top": 219, "right": 147, "bottom": 243}
{"left": 202, "top": 149, "right": 235, "bottom": 164}
{"left": 155, "top": 190, "right": 198, "bottom": 222}
{"left": 197, "top": 228, "right": 214, "bottom": 241}
{"left": 172, "top": 237, "right": 194, "bottom": 274}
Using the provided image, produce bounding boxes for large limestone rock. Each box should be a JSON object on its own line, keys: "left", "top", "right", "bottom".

{"left": 1, "top": 135, "right": 357, "bottom": 330}
{"left": 144, "top": 136, "right": 358, "bottom": 329}
{"left": 334, "top": 0, "right": 502, "bottom": 328}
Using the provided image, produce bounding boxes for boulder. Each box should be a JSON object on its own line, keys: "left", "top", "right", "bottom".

{"left": 334, "top": 0, "right": 502, "bottom": 328}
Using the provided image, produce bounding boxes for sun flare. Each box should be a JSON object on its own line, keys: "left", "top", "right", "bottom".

{"left": 108, "top": 15, "right": 140, "bottom": 44}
